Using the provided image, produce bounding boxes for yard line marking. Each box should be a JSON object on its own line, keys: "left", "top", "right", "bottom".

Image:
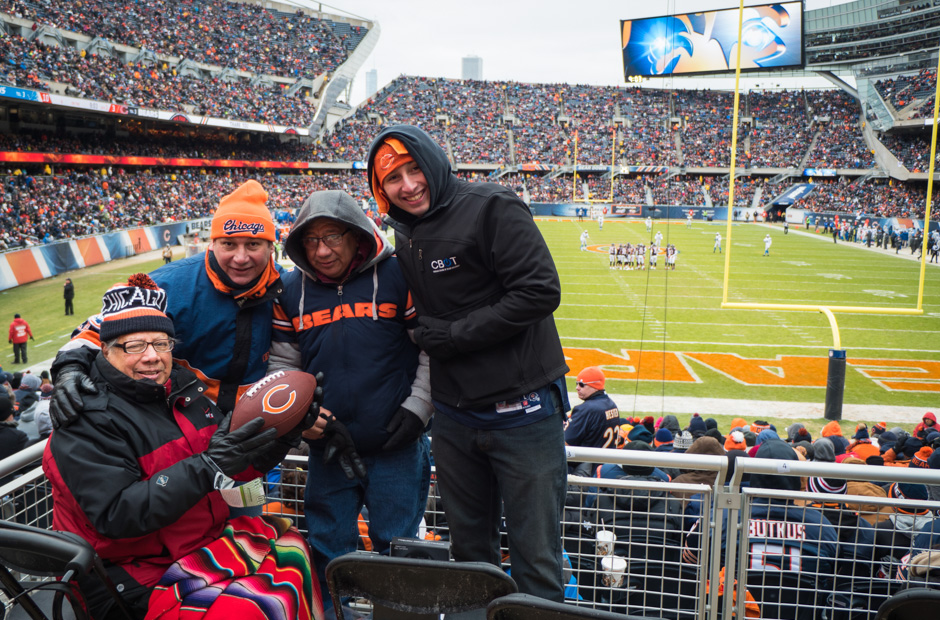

{"left": 559, "top": 336, "right": 940, "bottom": 353}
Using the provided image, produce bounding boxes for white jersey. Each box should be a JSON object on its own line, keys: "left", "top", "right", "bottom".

{"left": 764, "top": 235, "right": 772, "bottom": 249}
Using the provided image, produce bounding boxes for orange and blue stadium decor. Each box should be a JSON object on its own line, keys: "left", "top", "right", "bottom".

{"left": 0, "top": 222, "right": 191, "bottom": 291}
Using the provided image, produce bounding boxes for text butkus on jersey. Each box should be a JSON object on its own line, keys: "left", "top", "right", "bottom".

{"left": 564, "top": 390, "right": 620, "bottom": 449}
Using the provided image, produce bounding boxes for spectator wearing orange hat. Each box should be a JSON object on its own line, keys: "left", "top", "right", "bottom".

{"left": 49, "top": 179, "right": 284, "bottom": 428}
{"left": 367, "top": 124, "right": 569, "bottom": 602}
{"left": 821, "top": 421, "right": 849, "bottom": 453}
{"left": 724, "top": 430, "right": 747, "bottom": 452}
{"left": 565, "top": 367, "right": 619, "bottom": 454}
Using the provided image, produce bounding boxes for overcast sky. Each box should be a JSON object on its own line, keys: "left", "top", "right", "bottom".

{"left": 310, "top": 0, "right": 856, "bottom": 105}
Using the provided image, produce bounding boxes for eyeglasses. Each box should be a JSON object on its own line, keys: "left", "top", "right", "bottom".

{"left": 576, "top": 382, "right": 588, "bottom": 388}
{"left": 112, "top": 339, "right": 175, "bottom": 354}
{"left": 302, "top": 229, "right": 350, "bottom": 249}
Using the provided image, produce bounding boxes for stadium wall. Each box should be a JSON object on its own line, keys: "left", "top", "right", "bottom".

{"left": 532, "top": 204, "right": 728, "bottom": 221}
{"left": 0, "top": 219, "right": 208, "bottom": 291}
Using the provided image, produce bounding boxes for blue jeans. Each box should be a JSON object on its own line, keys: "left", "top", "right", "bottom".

{"left": 431, "top": 400, "right": 567, "bottom": 602}
{"left": 305, "top": 436, "right": 431, "bottom": 609}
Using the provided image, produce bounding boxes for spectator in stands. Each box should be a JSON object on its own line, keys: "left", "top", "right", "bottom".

{"left": 0, "top": 393, "right": 28, "bottom": 475}
{"left": 34, "top": 384, "right": 53, "bottom": 441}
{"left": 51, "top": 179, "right": 284, "bottom": 427}
{"left": 268, "top": 189, "right": 432, "bottom": 618}
{"left": 873, "top": 481, "right": 933, "bottom": 562}
{"left": 368, "top": 124, "right": 569, "bottom": 602}
{"left": 42, "top": 273, "right": 317, "bottom": 619}
{"left": 594, "top": 440, "right": 685, "bottom": 605}
{"left": 12, "top": 372, "right": 39, "bottom": 419}
{"left": 914, "top": 412, "right": 937, "bottom": 439}
{"left": 564, "top": 367, "right": 620, "bottom": 452}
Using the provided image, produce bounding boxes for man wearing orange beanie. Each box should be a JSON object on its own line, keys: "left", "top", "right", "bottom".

{"left": 367, "top": 125, "right": 569, "bottom": 602}
{"left": 50, "top": 180, "right": 285, "bottom": 426}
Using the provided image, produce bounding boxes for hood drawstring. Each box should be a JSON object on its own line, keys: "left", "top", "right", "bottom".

{"left": 298, "top": 271, "right": 307, "bottom": 325}
{"left": 371, "top": 264, "right": 379, "bottom": 321}
{"left": 297, "top": 261, "right": 379, "bottom": 322}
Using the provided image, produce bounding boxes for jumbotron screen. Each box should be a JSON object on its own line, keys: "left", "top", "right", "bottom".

{"left": 621, "top": 2, "right": 804, "bottom": 78}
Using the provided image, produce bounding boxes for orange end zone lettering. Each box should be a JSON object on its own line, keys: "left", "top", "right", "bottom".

{"left": 563, "top": 348, "right": 699, "bottom": 383}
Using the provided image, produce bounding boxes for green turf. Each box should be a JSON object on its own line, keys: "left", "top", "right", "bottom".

{"left": 544, "top": 218, "right": 940, "bottom": 409}
{"left": 0, "top": 256, "right": 170, "bottom": 369}
{"left": 0, "top": 222, "right": 936, "bottom": 437}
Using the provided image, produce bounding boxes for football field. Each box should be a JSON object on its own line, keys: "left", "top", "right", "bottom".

{"left": 1, "top": 219, "right": 937, "bottom": 428}
{"left": 543, "top": 217, "right": 940, "bottom": 417}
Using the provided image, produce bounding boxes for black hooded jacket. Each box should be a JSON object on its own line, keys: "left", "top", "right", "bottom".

{"left": 367, "top": 125, "right": 568, "bottom": 409}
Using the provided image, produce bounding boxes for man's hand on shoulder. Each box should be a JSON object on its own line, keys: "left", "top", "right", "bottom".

{"left": 50, "top": 363, "right": 98, "bottom": 429}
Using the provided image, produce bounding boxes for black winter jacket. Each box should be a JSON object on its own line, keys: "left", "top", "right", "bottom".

{"left": 367, "top": 124, "right": 568, "bottom": 408}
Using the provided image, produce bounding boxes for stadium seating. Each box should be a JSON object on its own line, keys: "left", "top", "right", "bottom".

{"left": 0, "top": 0, "right": 359, "bottom": 80}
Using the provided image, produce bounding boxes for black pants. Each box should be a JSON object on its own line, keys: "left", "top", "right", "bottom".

{"left": 65, "top": 299, "right": 73, "bottom": 315}
{"left": 12, "top": 342, "right": 26, "bottom": 363}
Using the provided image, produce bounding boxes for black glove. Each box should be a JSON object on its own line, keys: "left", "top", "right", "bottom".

{"left": 250, "top": 435, "right": 300, "bottom": 474}
{"left": 321, "top": 412, "right": 367, "bottom": 480}
{"left": 50, "top": 363, "right": 99, "bottom": 429}
{"left": 203, "top": 415, "right": 278, "bottom": 478}
{"left": 382, "top": 406, "right": 426, "bottom": 452}
{"left": 300, "top": 372, "right": 324, "bottom": 434}
{"left": 413, "top": 316, "right": 458, "bottom": 360}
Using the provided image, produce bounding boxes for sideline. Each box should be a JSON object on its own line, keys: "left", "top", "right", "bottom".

{"left": 595, "top": 392, "right": 926, "bottom": 424}
{"left": 761, "top": 221, "right": 939, "bottom": 266}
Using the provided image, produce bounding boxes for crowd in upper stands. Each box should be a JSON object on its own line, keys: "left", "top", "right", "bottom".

{"left": 0, "top": 129, "right": 316, "bottom": 162}
{"left": 875, "top": 69, "right": 937, "bottom": 119}
{"left": 0, "top": 0, "right": 359, "bottom": 80}
{"left": 0, "top": 46, "right": 937, "bottom": 246}
{"left": 0, "top": 31, "right": 317, "bottom": 126}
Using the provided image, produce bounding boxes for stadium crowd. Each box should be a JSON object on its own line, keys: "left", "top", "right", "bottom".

{"left": 0, "top": 31, "right": 317, "bottom": 126}
{"left": 4, "top": 163, "right": 937, "bottom": 248}
{"left": 0, "top": 0, "right": 359, "bottom": 80}
{"left": 875, "top": 69, "right": 937, "bottom": 119}
{"left": 0, "top": 169, "right": 373, "bottom": 248}
{"left": 0, "top": 63, "right": 938, "bottom": 248}
{"left": 0, "top": 129, "right": 315, "bottom": 162}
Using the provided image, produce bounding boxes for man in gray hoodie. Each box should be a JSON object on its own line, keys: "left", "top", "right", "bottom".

{"left": 268, "top": 190, "right": 432, "bottom": 617}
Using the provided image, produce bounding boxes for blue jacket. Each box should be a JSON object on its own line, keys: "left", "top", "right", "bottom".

{"left": 150, "top": 253, "right": 282, "bottom": 412}
{"left": 269, "top": 190, "right": 431, "bottom": 455}
{"left": 564, "top": 391, "right": 619, "bottom": 449}
{"left": 54, "top": 252, "right": 282, "bottom": 415}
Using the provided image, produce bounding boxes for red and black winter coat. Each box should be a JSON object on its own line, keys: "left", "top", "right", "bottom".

{"left": 43, "top": 354, "right": 259, "bottom": 590}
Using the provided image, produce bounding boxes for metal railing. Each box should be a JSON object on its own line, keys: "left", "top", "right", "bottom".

{"left": 4, "top": 441, "right": 940, "bottom": 619}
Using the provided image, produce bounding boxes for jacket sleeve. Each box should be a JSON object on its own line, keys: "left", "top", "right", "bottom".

{"left": 400, "top": 349, "right": 433, "bottom": 424}
{"left": 50, "top": 417, "right": 217, "bottom": 539}
{"left": 448, "top": 193, "right": 561, "bottom": 353}
{"left": 267, "top": 340, "right": 303, "bottom": 373}
{"left": 268, "top": 297, "right": 303, "bottom": 373}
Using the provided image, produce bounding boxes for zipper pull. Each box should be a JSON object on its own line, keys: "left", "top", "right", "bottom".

{"left": 418, "top": 249, "right": 424, "bottom": 272}
{"left": 337, "top": 285, "right": 343, "bottom": 297}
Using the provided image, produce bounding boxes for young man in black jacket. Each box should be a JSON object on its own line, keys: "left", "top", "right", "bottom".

{"left": 367, "top": 124, "right": 570, "bottom": 601}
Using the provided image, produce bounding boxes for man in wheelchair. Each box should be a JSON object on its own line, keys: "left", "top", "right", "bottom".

{"left": 41, "top": 274, "right": 321, "bottom": 620}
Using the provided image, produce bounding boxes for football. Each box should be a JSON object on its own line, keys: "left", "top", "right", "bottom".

{"left": 231, "top": 370, "right": 317, "bottom": 437}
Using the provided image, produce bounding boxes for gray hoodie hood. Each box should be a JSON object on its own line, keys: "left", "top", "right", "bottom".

{"left": 285, "top": 190, "right": 393, "bottom": 281}
{"left": 284, "top": 190, "right": 394, "bottom": 322}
